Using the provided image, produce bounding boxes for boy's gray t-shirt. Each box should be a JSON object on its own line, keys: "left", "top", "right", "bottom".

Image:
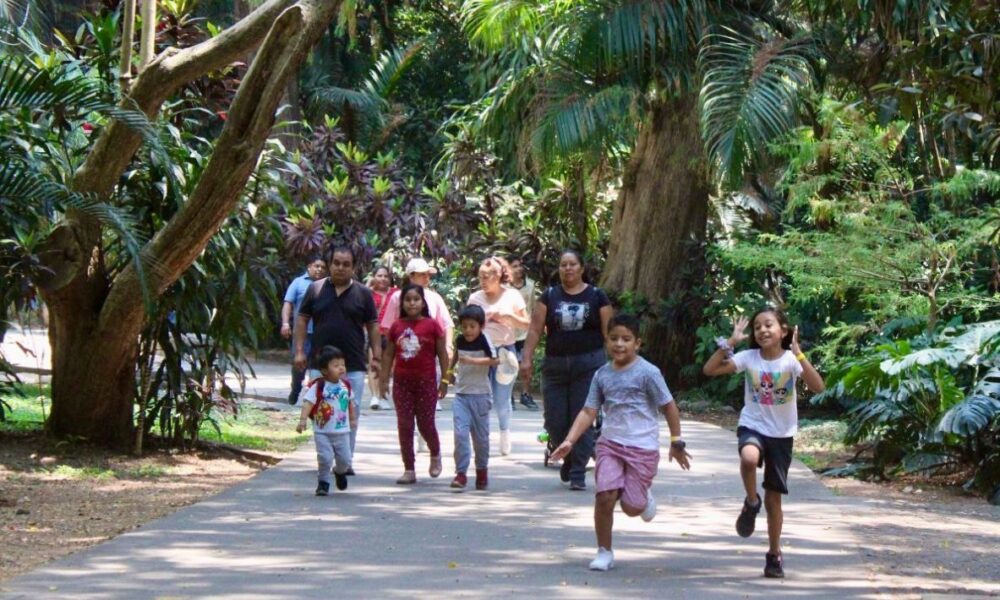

{"left": 454, "top": 331, "right": 496, "bottom": 395}
{"left": 585, "top": 357, "right": 673, "bottom": 450}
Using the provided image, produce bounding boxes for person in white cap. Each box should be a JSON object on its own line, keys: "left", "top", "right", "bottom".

{"left": 379, "top": 258, "right": 453, "bottom": 339}
{"left": 380, "top": 258, "right": 455, "bottom": 441}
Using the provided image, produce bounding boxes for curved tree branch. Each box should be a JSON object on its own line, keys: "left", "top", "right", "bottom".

{"left": 96, "top": 0, "right": 342, "bottom": 338}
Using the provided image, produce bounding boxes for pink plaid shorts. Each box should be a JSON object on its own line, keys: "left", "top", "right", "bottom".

{"left": 594, "top": 437, "right": 660, "bottom": 510}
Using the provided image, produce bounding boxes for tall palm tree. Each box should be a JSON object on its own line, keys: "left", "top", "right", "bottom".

{"left": 461, "top": 0, "right": 815, "bottom": 381}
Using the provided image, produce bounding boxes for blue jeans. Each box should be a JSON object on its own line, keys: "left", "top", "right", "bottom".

{"left": 345, "top": 370, "right": 366, "bottom": 454}
{"left": 490, "top": 344, "right": 517, "bottom": 432}
{"left": 309, "top": 368, "right": 366, "bottom": 454}
{"left": 542, "top": 349, "right": 606, "bottom": 484}
{"left": 453, "top": 393, "right": 491, "bottom": 473}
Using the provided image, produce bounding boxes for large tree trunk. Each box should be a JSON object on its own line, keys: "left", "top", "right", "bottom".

{"left": 600, "top": 95, "right": 710, "bottom": 387}
{"left": 40, "top": 0, "right": 342, "bottom": 448}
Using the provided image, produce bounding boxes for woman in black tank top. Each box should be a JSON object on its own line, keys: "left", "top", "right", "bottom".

{"left": 518, "top": 250, "right": 612, "bottom": 489}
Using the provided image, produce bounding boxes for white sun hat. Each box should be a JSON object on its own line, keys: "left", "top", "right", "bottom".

{"left": 495, "top": 347, "right": 520, "bottom": 385}
{"left": 405, "top": 257, "right": 438, "bottom": 275}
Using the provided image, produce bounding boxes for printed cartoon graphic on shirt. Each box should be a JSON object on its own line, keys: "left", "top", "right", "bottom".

{"left": 746, "top": 370, "right": 794, "bottom": 406}
{"left": 398, "top": 327, "right": 422, "bottom": 360}
{"left": 554, "top": 302, "right": 589, "bottom": 331}
{"left": 312, "top": 385, "right": 351, "bottom": 429}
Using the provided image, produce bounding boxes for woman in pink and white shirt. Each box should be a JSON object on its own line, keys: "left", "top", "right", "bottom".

{"left": 467, "top": 256, "right": 530, "bottom": 455}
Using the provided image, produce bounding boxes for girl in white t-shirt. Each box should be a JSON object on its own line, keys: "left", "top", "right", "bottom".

{"left": 703, "top": 307, "right": 825, "bottom": 579}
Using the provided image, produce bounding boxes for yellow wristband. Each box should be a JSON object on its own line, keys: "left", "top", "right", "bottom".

{"left": 795, "top": 352, "right": 807, "bottom": 362}
{"left": 670, "top": 435, "right": 682, "bottom": 442}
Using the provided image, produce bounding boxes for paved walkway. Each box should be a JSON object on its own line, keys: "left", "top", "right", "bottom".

{"left": 2, "top": 327, "right": 877, "bottom": 598}
{"left": 1, "top": 412, "right": 875, "bottom": 599}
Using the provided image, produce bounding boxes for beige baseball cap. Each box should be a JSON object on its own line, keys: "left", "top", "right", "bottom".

{"left": 405, "top": 258, "right": 438, "bottom": 275}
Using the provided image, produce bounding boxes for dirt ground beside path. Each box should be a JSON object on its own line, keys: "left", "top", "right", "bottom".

{"left": 829, "top": 478, "right": 1000, "bottom": 597}
{"left": 0, "top": 432, "right": 266, "bottom": 582}
{"left": 686, "top": 407, "right": 1000, "bottom": 597}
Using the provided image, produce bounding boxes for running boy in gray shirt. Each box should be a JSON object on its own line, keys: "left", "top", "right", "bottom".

{"left": 552, "top": 313, "right": 691, "bottom": 571}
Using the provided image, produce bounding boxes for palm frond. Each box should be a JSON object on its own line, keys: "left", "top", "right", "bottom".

{"left": 0, "top": 55, "right": 162, "bottom": 148}
{"left": 577, "top": 0, "right": 706, "bottom": 78}
{"left": 363, "top": 40, "right": 424, "bottom": 101}
{"left": 462, "top": 0, "right": 547, "bottom": 53}
{"left": 309, "top": 85, "right": 384, "bottom": 115}
{"left": 526, "top": 80, "right": 637, "bottom": 168}
{"left": 699, "top": 27, "right": 816, "bottom": 189}
{"left": 0, "top": 162, "right": 155, "bottom": 309}
{"left": 310, "top": 41, "right": 424, "bottom": 121}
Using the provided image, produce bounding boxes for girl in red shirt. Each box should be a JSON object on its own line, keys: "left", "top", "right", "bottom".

{"left": 379, "top": 284, "right": 450, "bottom": 484}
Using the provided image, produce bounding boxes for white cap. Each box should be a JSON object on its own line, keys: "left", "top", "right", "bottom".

{"left": 405, "top": 257, "right": 438, "bottom": 275}
{"left": 495, "top": 347, "right": 520, "bottom": 385}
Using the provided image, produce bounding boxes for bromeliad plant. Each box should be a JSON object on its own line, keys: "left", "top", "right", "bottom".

{"left": 823, "top": 319, "right": 1000, "bottom": 499}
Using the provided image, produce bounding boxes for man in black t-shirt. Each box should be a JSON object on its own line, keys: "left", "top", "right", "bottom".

{"left": 294, "top": 247, "right": 381, "bottom": 458}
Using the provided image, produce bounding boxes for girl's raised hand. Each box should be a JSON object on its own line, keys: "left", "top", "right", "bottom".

{"left": 728, "top": 316, "right": 750, "bottom": 348}
{"left": 790, "top": 325, "right": 801, "bottom": 355}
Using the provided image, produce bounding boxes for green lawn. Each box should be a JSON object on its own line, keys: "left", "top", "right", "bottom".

{"left": 199, "top": 405, "right": 309, "bottom": 453}
{"left": 1, "top": 384, "right": 307, "bottom": 453}
{"left": 0, "top": 383, "right": 49, "bottom": 433}
{"left": 794, "top": 419, "right": 850, "bottom": 472}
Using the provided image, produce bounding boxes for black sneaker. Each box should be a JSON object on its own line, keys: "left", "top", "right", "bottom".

{"left": 335, "top": 472, "right": 348, "bottom": 491}
{"left": 315, "top": 481, "right": 330, "bottom": 496}
{"left": 345, "top": 467, "right": 355, "bottom": 476}
{"left": 520, "top": 393, "right": 539, "bottom": 410}
{"left": 736, "top": 494, "right": 762, "bottom": 537}
{"left": 559, "top": 460, "right": 571, "bottom": 483}
{"left": 764, "top": 552, "right": 784, "bottom": 578}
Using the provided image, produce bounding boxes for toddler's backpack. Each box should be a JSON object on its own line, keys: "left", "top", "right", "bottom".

{"left": 308, "top": 378, "right": 352, "bottom": 421}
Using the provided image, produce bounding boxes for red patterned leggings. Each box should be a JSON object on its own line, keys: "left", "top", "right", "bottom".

{"left": 393, "top": 372, "right": 441, "bottom": 470}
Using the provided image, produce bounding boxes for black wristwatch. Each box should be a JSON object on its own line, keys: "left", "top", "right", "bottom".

{"left": 670, "top": 439, "right": 686, "bottom": 450}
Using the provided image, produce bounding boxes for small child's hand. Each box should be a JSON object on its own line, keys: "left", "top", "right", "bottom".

{"left": 296, "top": 419, "right": 307, "bottom": 434}
{"left": 438, "top": 381, "right": 449, "bottom": 399}
{"left": 550, "top": 440, "right": 573, "bottom": 461}
{"left": 728, "top": 315, "right": 750, "bottom": 348}
{"left": 668, "top": 444, "right": 692, "bottom": 471}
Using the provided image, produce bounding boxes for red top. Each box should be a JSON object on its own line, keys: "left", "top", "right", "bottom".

{"left": 388, "top": 316, "right": 444, "bottom": 377}
{"left": 373, "top": 287, "right": 398, "bottom": 328}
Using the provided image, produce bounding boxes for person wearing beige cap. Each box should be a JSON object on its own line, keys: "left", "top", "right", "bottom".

{"left": 380, "top": 258, "right": 454, "bottom": 347}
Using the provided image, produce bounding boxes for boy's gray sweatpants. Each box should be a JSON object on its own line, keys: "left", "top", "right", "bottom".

{"left": 315, "top": 431, "right": 352, "bottom": 483}
{"left": 453, "top": 393, "right": 491, "bottom": 473}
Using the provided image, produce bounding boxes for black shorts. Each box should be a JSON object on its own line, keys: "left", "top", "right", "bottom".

{"left": 737, "top": 426, "right": 793, "bottom": 495}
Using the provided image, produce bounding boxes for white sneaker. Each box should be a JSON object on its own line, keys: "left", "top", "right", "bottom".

{"left": 436, "top": 400, "right": 442, "bottom": 411}
{"left": 417, "top": 435, "right": 428, "bottom": 454}
{"left": 589, "top": 547, "right": 615, "bottom": 571}
{"left": 641, "top": 489, "right": 657, "bottom": 522}
{"left": 369, "top": 397, "right": 381, "bottom": 410}
{"left": 379, "top": 397, "right": 392, "bottom": 410}
{"left": 499, "top": 430, "right": 511, "bottom": 456}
